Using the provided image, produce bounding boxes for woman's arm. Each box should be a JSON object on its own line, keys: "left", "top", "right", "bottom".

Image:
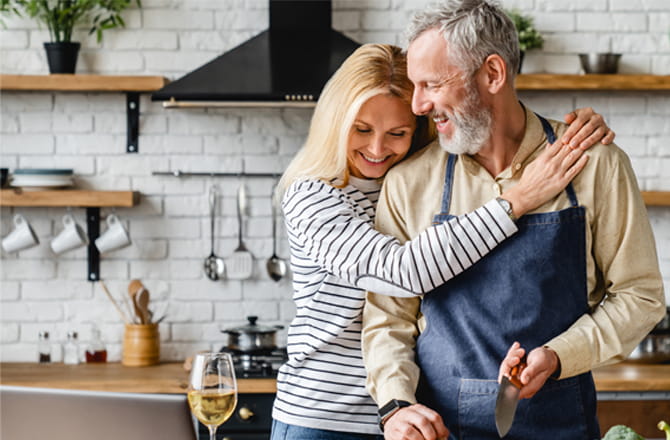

{"left": 285, "top": 140, "right": 587, "bottom": 297}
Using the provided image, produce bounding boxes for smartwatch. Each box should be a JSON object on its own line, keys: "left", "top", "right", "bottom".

{"left": 495, "top": 197, "right": 517, "bottom": 222}
{"left": 378, "top": 399, "right": 412, "bottom": 431}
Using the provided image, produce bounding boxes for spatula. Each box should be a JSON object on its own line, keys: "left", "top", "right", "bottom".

{"left": 225, "top": 184, "right": 254, "bottom": 279}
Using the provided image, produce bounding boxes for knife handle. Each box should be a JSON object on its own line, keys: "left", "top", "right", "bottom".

{"left": 509, "top": 354, "right": 527, "bottom": 389}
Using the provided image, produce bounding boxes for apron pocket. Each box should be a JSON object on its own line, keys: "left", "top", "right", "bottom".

{"left": 457, "top": 379, "right": 498, "bottom": 440}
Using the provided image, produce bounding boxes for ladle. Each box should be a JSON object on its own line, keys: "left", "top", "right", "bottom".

{"left": 266, "top": 186, "right": 287, "bottom": 282}
{"left": 204, "top": 185, "right": 225, "bottom": 281}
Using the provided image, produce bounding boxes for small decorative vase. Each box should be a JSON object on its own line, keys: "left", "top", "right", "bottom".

{"left": 44, "top": 42, "right": 81, "bottom": 74}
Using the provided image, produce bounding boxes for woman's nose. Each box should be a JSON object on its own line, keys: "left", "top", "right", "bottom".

{"left": 412, "top": 89, "right": 431, "bottom": 116}
{"left": 369, "top": 135, "right": 385, "bottom": 155}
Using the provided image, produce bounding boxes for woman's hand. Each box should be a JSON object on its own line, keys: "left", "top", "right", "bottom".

{"left": 561, "top": 107, "right": 615, "bottom": 149}
{"left": 502, "top": 140, "right": 589, "bottom": 218}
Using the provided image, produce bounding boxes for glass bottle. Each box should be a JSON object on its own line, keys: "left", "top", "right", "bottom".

{"left": 63, "top": 331, "right": 80, "bottom": 365}
{"left": 85, "top": 326, "right": 107, "bottom": 363}
{"left": 38, "top": 331, "right": 52, "bottom": 363}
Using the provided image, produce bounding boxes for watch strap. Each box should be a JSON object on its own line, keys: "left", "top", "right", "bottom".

{"left": 378, "top": 399, "right": 412, "bottom": 431}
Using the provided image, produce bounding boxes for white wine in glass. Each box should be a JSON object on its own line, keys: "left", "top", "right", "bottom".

{"left": 188, "top": 352, "right": 238, "bottom": 440}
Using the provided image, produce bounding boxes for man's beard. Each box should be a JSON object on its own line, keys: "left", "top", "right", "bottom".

{"left": 435, "top": 83, "right": 492, "bottom": 155}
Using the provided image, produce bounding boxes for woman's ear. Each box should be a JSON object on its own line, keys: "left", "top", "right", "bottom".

{"left": 478, "top": 54, "right": 507, "bottom": 94}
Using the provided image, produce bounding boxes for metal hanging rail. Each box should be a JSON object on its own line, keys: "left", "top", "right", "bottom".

{"left": 152, "top": 170, "right": 281, "bottom": 178}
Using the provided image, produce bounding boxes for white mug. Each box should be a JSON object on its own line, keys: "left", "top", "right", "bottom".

{"left": 2, "top": 214, "right": 40, "bottom": 253}
{"left": 51, "top": 213, "right": 88, "bottom": 254}
{"left": 95, "top": 214, "right": 131, "bottom": 254}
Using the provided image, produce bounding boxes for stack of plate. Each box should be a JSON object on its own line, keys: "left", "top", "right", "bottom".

{"left": 10, "top": 169, "right": 74, "bottom": 190}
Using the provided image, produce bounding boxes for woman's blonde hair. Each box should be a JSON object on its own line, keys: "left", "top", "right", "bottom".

{"left": 277, "top": 43, "right": 435, "bottom": 195}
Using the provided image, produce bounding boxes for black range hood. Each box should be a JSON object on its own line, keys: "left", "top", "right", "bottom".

{"left": 152, "top": 0, "right": 360, "bottom": 108}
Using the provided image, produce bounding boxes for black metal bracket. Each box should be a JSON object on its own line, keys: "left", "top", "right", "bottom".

{"left": 86, "top": 207, "right": 101, "bottom": 281}
{"left": 126, "top": 92, "right": 140, "bottom": 153}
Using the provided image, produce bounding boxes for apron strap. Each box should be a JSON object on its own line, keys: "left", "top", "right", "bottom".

{"left": 535, "top": 113, "right": 580, "bottom": 208}
{"left": 440, "top": 154, "right": 458, "bottom": 213}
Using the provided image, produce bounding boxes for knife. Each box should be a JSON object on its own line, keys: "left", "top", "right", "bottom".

{"left": 495, "top": 355, "right": 527, "bottom": 437}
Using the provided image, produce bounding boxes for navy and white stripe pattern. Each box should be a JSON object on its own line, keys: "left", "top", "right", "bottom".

{"left": 272, "top": 177, "right": 516, "bottom": 434}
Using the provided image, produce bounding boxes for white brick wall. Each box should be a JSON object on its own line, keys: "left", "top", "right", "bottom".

{"left": 0, "top": 0, "right": 668, "bottom": 362}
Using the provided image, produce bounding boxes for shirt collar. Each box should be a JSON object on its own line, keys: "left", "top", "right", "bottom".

{"left": 459, "top": 104, "right": 548, "bottom": 180}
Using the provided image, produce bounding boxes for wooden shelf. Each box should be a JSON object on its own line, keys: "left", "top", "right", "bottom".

{"left": 516, "top": 74, "right": 670, "bottom": 91}
{"left": 642, "top": 191, "right": 670, "bottom": 207}
{"left": 0, "top": 74, "right": 168, "bottom": 92}
{"left": 0, "top": 189, "right": 139, "bottom": 207}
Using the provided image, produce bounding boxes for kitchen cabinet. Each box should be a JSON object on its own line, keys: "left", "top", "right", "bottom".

{"left": 0, "top": 74, "right": 169, "bottom": 153}
{"left": 0, "top": 189, "right": 140, "bottom": 280}
{"left": 2, "top": 362, "right": 669, "bottom": 438}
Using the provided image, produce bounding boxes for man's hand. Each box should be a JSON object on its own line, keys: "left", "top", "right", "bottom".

{"left": 561, "top": 107, "right": 616, "bottom": 149}
{"left": 498, "top": 342, "right": 560, "bottom": 399}
{"left": 383, "top": 404, "right": 449, "bottom": 440}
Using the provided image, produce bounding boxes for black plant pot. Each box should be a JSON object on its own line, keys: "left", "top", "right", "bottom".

{"left": 518, "top": 50, "right": 525, "bottom": 74}
{"left": 44, "top": 42, "right": 81, "bottom": 74}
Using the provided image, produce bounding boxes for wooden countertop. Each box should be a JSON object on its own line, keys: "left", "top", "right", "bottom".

{"left": 0, "top": 362, "right": 276, "bottom": 394}
{"left": 1, "top": 362, "right": 667, "bottom": 394}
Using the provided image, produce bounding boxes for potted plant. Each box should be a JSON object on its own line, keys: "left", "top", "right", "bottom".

{"left": 0, "top": 0, "right": 141, "bottom": 74}
{"left": 505, "top": 9, "right": 544, "bottom": 73}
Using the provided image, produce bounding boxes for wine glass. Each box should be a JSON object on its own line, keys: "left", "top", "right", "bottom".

{"left": 188, "top": 352, "right": 238, "bottom": 440}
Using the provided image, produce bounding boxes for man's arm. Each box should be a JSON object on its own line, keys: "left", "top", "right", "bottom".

{"left": 362, "top": 171, "right": 422, "bottom": 406}
{"left": 545, "top": 145, "right": 665, "bottom": 378}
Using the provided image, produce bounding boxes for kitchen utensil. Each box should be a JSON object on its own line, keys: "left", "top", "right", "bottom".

{"left": 98, "top": 280, "right": 131, "bottom": 324}
{"left": 495, "top": 356, "right": 526, "bottom": 437}
{"left": 225, "top": 184, "right": 253, "bottom": 280}
{"left": 221, "top": 316, "right": 283, "bottom": 353}
{"left": 578, "top": 53, "right": 621, "bottom": 74}
{"left": 204, "top": 185, "right": 225, "bottom": 281}
{"left": 266, "top": 187, "right": 287, "bottom": 282}
{"left": 128, "top": 279, "right": 144, "bottom": 324}
{"left": 135, "top": 287, "right": 151, "bottom": 324}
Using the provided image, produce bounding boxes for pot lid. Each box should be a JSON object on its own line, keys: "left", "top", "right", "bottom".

{"left": 222, "top": 316, "right": 283, "bottom": 334}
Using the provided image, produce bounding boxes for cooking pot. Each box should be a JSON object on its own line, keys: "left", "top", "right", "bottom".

{"left": 221, "top": 316, "right": 283, "bottom": 353}
{"left": 627, "top": 306, "right": 670, "bottom": 364}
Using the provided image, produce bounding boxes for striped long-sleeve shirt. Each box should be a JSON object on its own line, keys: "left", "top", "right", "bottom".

{"left": 272, "top": 176, "right": 517, "bottom": 435}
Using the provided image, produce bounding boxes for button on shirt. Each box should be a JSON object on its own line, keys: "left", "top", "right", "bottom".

{"left": 362, "top": 109, "right": 665, "bottom": 408}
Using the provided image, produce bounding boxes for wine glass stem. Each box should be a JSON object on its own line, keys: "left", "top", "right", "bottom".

{"left": 208, "top": 424, "right": 218, "bottom": 440}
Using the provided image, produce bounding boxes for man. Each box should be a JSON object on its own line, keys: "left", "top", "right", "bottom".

{"left": 362, "top": 1, "right": 666, "bottom": 439}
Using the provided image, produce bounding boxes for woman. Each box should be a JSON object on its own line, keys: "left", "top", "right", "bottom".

{"left": 271, "top": 44, "right": 614, "bottom": 440}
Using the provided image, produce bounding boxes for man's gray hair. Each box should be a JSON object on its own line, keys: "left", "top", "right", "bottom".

{"left": 406, "top": 0, "right": 520, "bottom": 80}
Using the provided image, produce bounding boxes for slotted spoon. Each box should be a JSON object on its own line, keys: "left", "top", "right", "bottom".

{"left": 225, "top": 183, "right": 253, "bottom": 279}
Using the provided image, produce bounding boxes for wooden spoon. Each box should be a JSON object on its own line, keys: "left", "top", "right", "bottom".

{"left": 128, "top": 279, "right": 145, "bottom": 323}
{"left": 135, "top": 287, "right": 151, "bottom": 324}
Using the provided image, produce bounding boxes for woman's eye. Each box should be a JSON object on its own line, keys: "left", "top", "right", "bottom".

{"left": 356, "top": 127, "right": 371, "bottom": 133}
{"left": 389, "top": 131, "right": 407, "bottom": 137}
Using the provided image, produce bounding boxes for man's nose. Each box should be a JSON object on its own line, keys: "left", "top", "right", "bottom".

{"left": 412, "top": 89, "right": 431, "bottom": 116}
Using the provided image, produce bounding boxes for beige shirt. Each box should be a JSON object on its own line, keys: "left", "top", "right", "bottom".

{"left": 362, "top": 108, "right": 666, "bottom": 407}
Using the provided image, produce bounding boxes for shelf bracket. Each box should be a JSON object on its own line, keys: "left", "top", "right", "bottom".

{"left": 86, "top": 207, "right": 101, "bottom": 282}
{"left": 126, "top": 92, "right": 139, "bottom": 153}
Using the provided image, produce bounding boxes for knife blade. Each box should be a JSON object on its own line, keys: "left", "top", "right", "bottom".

{"left": 495, "top": 357, "right": 526, "bottom": 437}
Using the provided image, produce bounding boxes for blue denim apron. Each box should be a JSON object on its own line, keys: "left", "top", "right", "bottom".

{"left": 415, "top": 115, "right": 600, "bottom": 440}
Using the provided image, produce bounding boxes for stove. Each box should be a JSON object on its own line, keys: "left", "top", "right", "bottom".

{"left": 220, "top": 347, "right": 288, "bottom": 379}
{"left": 195, "top": 347, "right": 287, "bottom": 439}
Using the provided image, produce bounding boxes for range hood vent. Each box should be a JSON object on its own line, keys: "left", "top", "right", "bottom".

{"left": 152, "top": 0, "right": 360, "bottom": 108}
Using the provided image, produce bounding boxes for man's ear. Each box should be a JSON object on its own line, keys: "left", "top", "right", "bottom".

{"left": 478, "top": 54, "right": 507, "bottom": 94}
